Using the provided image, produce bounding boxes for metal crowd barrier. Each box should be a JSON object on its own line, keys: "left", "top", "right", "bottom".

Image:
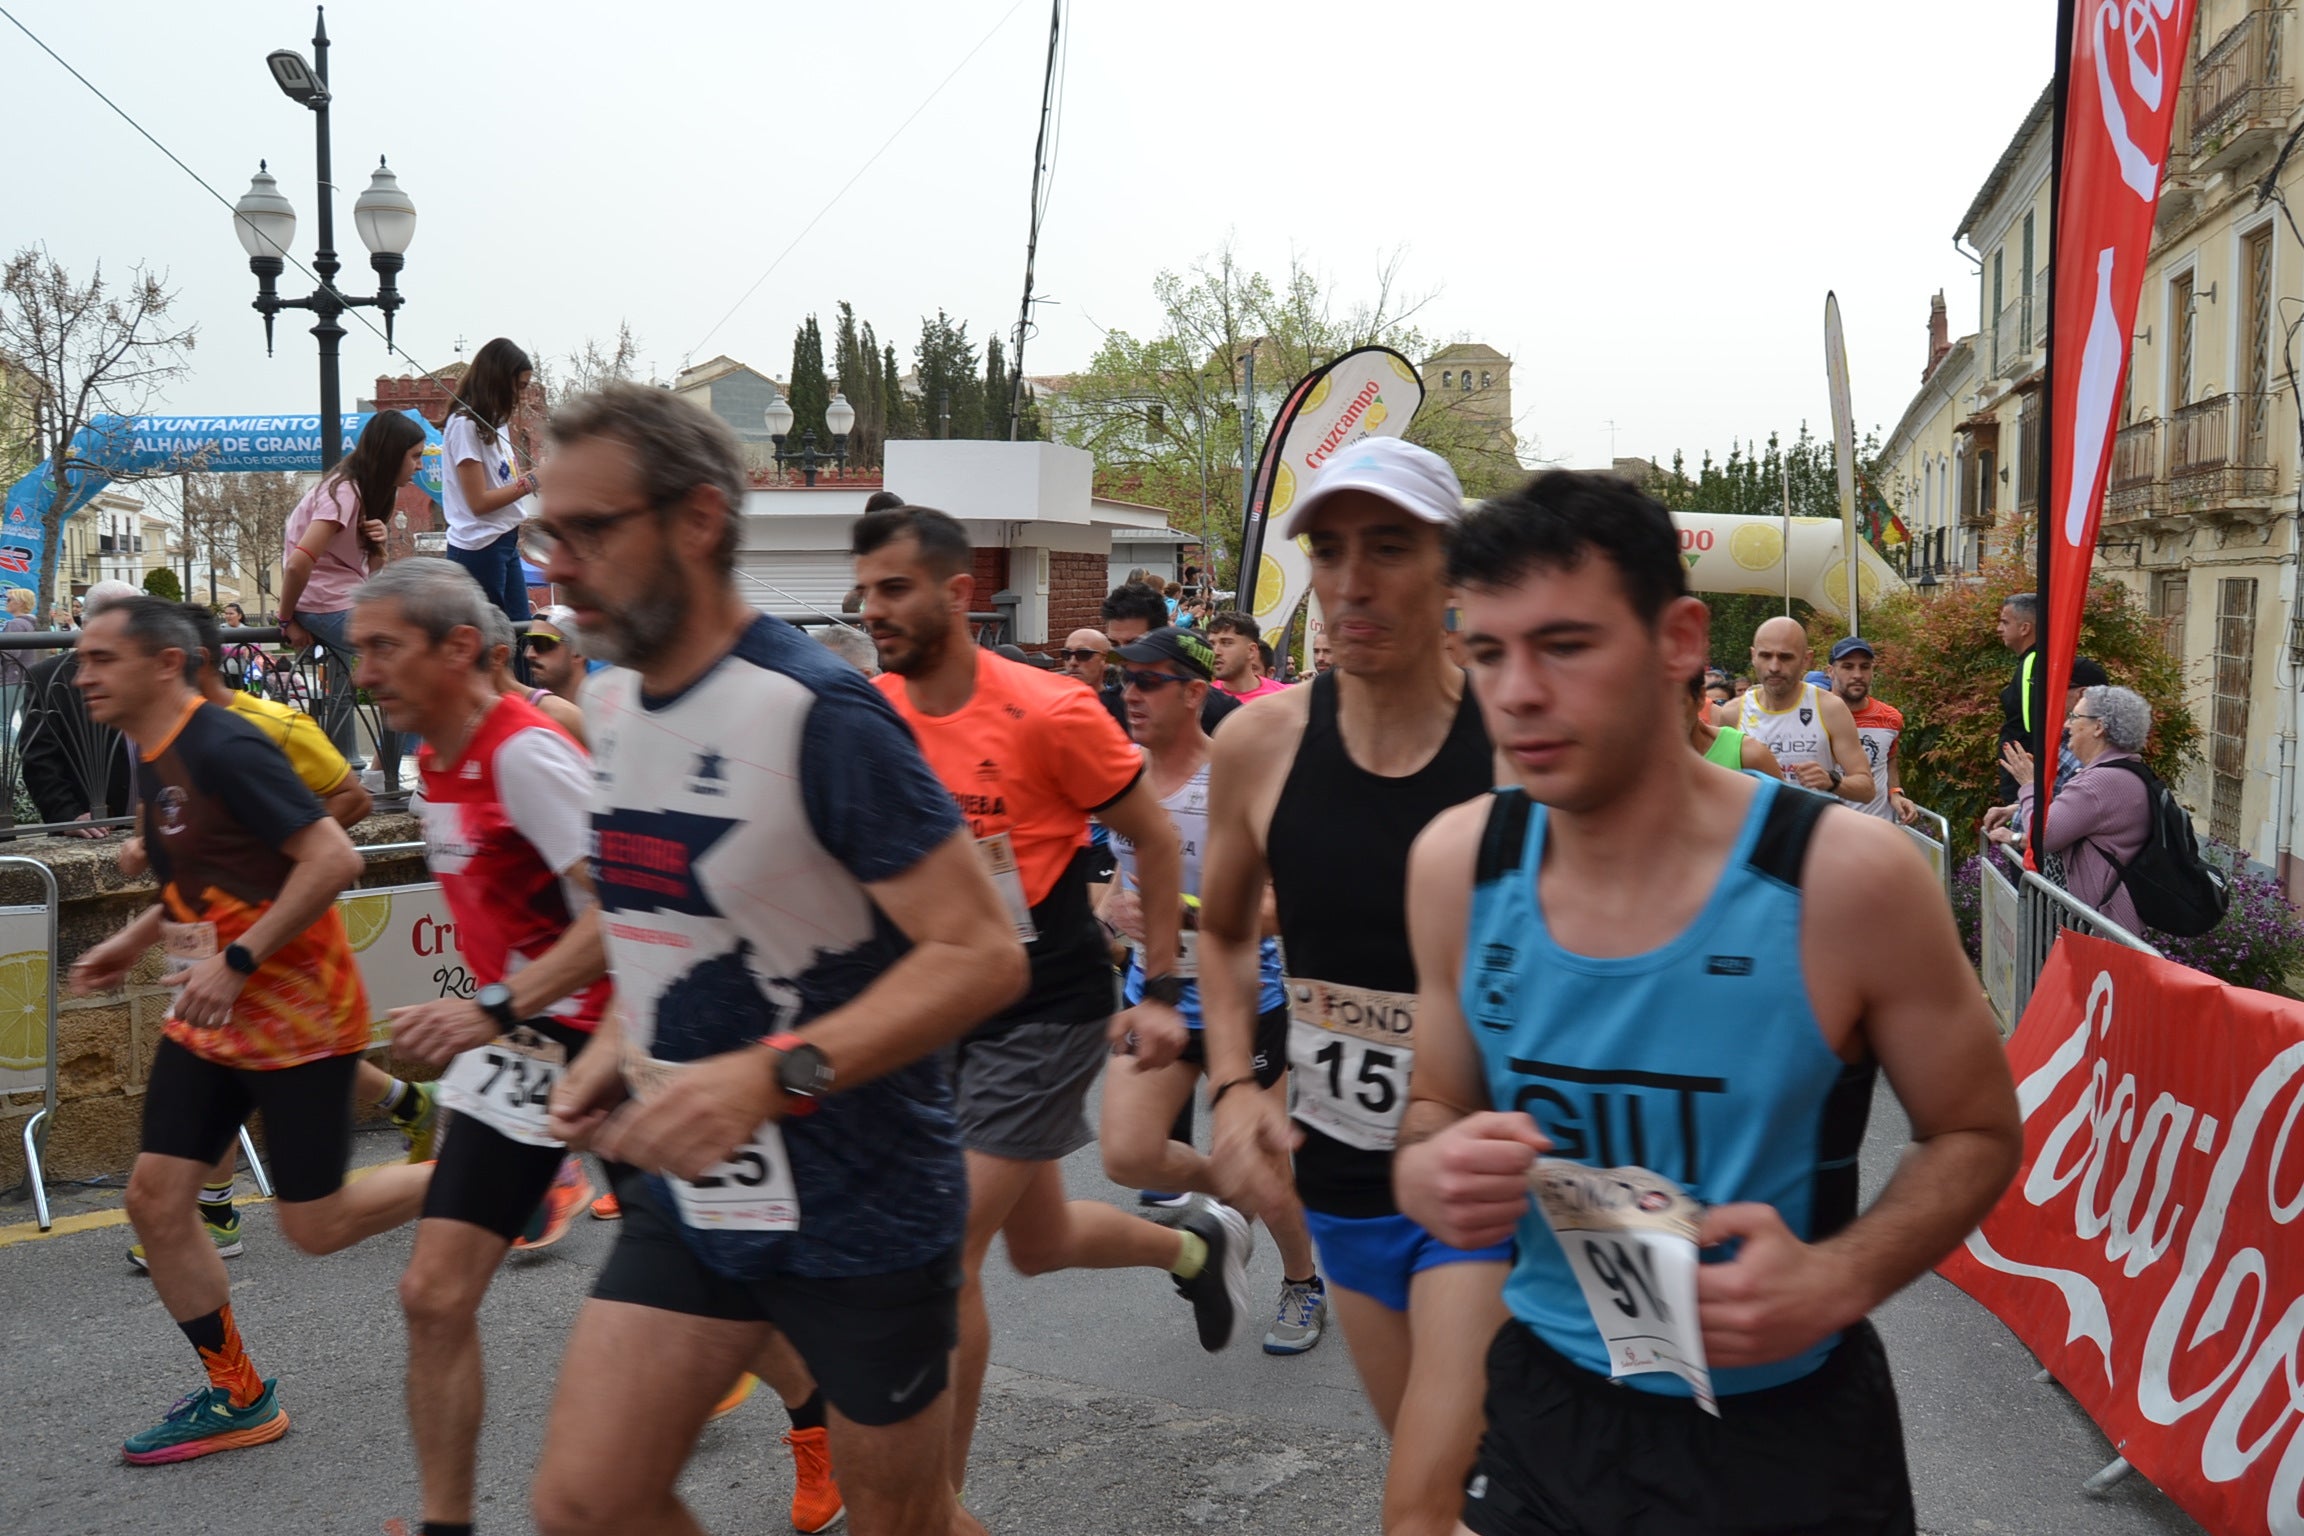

{"left": 1900, "top": 802, "right": 1955, "bottom": 908}
{"left": 1978, "top": 842, "right": 2159, "bottom": 1499}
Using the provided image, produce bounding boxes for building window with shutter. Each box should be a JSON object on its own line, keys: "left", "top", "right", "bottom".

{"left": 2211, "top": 576, "right": 2257, "bottom": 846}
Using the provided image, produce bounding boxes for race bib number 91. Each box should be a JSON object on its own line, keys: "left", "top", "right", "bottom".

{"left": 1530, "top": 1160, "right": 1715, "bottom": 1415}
{"left": 1283, "top": 977, "right": 1413, "bottom": 1151}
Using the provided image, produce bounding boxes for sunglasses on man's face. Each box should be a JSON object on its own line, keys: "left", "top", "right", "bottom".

{"left": 1120, "top": 668, "right": 1193, "bottom": 691}
{"left": 1058, "top": 648, "right": 1106, "bottom": 663}
{"left": 524, "top": 635, "right": 562, "bottom": 654}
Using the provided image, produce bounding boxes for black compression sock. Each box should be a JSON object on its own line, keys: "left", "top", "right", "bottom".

{"left": 787, "top": 1388, "right": 827, "bottom": 1432}
{"left": 1285, "top": 1272, "right": 1322, "bottom": 1289}
{"left": 420, "top": 1523, "right": 473, "bottom": 1535}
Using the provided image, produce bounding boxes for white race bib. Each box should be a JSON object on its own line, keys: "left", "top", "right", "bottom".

{"left": 624, "top": 1050, "right": 800, "bottom": 1232}
{"left": 438, "top": 1027, "right": 567, "bottom": 1148}
{"left": 1133, "top": 929, "right": 1199, "bottom": 981}
{"left": 1530, "top": 1160, "right": 1715, "bottom": 1415}
{"left": 976, "top": 832, "right": 1039, "bottom": 943}
{"left": 1283, "top": 977, "right": 1414, "bottom": 1151}
{"left": 160, "top": 919, "right": 217, "bottom": 977}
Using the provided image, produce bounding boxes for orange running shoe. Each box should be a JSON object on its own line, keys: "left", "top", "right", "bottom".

{"left": 512, "top": 1157, "right": 594, "bottom": 1252}
{"left": 784, "top": 1425, "right": 846, "bottom": 1533}
{"left": 589, "top": 1189, "right": 621, "bottom": 1220}
{"left": 709, "top": 1373, "right": 758, "bottom": 1422}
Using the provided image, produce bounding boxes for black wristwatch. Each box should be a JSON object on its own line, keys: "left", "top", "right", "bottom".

{"left": 765, "top": 1032, "right": 834, "bottom": 1113}
{"left": 476, "top": 982, "right": 518, "bottom": 1028}
{"left": 1827, "top": 762, "right": 1845, "bottom": 790}
{"left": 1141, "top": 972, "right": 1187, "bottom": 1007}
{"left": 223, "top": 943, "right": 258, "bottom": 977}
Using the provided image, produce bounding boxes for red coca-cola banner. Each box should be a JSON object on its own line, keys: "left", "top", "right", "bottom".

{"left": 1939, "top": 934, "right": 2304, "bottom": 1535}
{"left": 2039, "top": 0, "right": 2196, "bottom": 832}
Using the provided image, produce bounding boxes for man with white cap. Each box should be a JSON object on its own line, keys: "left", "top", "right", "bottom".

{"left": 1198, "top": 435, "right": 1505, "bottom": 1536}
{"left": 523, "top": 605, "right": 589, "bottom": 713}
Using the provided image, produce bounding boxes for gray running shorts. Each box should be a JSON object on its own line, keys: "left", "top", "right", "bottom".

{"left": 946, "top": 1019, "right": 1110, "bottom": 1163}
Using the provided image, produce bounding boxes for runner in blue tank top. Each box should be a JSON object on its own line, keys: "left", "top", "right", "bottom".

{"left": 1393, "top": 471, "right": 2020, "bottom": 1536}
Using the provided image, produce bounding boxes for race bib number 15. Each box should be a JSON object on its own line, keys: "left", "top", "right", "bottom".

{"left": 1530, "top": 1161, "right": 1715, "bottom": 1415}
{"left": 1283, "top": 977, "right": 1414, "bottom": 1152}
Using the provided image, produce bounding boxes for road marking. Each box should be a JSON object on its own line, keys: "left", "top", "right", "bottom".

{"left": 0, "top": 1155, "right": 405, "bottom": 1248}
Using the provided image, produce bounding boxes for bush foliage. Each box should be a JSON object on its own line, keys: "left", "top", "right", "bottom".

{"left": 1807, "top": 554, "right": 2199, "bottom": 858}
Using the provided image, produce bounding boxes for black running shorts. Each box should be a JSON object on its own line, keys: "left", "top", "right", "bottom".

{"left": 1461, "top": 1319, "right": 1916, "bottom": 1536}
{"left": 591, "top": 1167, "right": 961, "bottom": 1428}
{"left": 1177, "top": 1003, "right": 1288, "bottom": 1089}
{"left": 141, "top": 1036, "right": 360, "bottom": 1204}
{"left": 420, "top": 1018, "right": 589, "bottom": 1241}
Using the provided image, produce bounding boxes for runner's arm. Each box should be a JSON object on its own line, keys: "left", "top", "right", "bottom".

{"left": 1693, "top": 814, "right": 2019, "bottom": 1367}
{"left": 1393, "top": 802, "right": 1552, "bottom": 1250}
{"left": 1195, "top": 714, "right": 1276, "bottom": 1091}
{"left": 234, "top": 816, "right": 364, "bottom": 964}
{"left": 318, "top": 768, "right": 371, "bottom": 829}
{"left": 1815, "top": 692, "right": 1875, "bottom": 804}
{"left": 1095, "top": 780, "right": 1182, "bottom": 980}
{"left": 1739, "top": 735, "right": 1784, "bottom": 776}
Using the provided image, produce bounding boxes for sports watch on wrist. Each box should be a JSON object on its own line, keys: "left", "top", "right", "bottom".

{"left": 223, "top": 943, "right": 258, "bottom": 977}
{"left": 1827, "top": 762, "right": 1845, "bottom": 790}
{"left": 1141, "top": 973, "right": 1187, "bottom": 1008}
{"left": 763, "top": 1032, "right": 833, "bottom": 1116}
{"left": 476, "top": 982, "right": 518, "bottom": 1029}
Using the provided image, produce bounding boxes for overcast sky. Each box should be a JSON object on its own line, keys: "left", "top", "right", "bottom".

{"left": 9, "top": 0, "right": 2052, "bottom": 474}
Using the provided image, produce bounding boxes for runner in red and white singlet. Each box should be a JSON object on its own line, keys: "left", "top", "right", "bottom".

{"left": 350, "top": 559, "right": 611, "bottom": 1536}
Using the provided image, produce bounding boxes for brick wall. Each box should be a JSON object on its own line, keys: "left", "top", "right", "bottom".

{"left": 970, "top": 547, "right": 1009, "bottom": 602}
{"left": 1049, "top": 550, "right": 1107, "bottom": 646}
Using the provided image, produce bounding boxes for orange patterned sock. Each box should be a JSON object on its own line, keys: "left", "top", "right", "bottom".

{"left": 179, "top": 1303, "right": 265, "bottom": 1409}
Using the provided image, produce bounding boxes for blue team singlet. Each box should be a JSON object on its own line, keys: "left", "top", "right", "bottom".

{"left": 1463, "top": 776, "right": 1878, "bottom": 1397}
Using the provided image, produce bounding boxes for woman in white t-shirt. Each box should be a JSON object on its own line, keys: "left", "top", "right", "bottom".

{"left": 441, "top": 336, "right": 542, "bottom": 624}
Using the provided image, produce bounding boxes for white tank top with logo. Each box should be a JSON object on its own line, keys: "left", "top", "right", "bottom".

{"left": 1739, "top": 683, "right": 1834, "bottom": 784}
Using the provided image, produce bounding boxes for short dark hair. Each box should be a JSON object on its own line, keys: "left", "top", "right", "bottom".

{"left": 180, "top": 602, "right": 222, "bottom": 678}
{"left": 863, "top": 490, "right": 907, "bottom": 514}
{"left": 1446, "top": 470, "right": 1688, "bottom": 627}
{"left": 1102, "top": 581, "right": 1169, "bottom": 629}
{"left": 1206, "top": 610, "right": 1259, "bottom": 642}
{"left": 851, "top": 503, "right": 971, "bottom": 578}
{"left": 1256, "top": 640, "right": 1275, "bottom": 672}
{"left": 110, "top": 596, "right": 201, "bottom": 681}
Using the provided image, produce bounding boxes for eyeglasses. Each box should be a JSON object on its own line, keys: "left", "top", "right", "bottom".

{"left": 519, "top": 503, "right": 655, "bottom": 565}
{"left": 524, "top": 635, "right": 562, "bottom": 654}
{"left": 1120, "top": 668, "right": 1195, "bottom": 691}
{"left": 1058, "top": 648, "right": 1107, "bottom": 663}
{"left": 2070, "top": 712, "right": 2098, "bottom": 721}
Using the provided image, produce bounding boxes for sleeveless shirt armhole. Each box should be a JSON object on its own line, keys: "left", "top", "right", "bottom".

{"left": 1474, "top": 788, "right": 1532, "bottom": 884}
{"left": 1746, "top": 783, "right": 1830, "bottom": 891}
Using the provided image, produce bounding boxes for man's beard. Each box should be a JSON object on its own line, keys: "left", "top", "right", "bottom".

{"left": 576, "top": 552, "right": 686, "bottom": 669}
{"left": 877, "top": 613, "right": 953, "bottom": 678}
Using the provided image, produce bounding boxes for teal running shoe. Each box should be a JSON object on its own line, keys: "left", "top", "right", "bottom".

{"left": 122, "top": 1381, "right": 289, "bottom": 1465}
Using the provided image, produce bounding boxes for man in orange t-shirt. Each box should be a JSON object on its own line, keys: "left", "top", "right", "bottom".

{"left": 68, "top": 598, "right": 429, "bottom": 1466}
{"left": 854, "top": 505, "right": 1260, "bottom": 1498}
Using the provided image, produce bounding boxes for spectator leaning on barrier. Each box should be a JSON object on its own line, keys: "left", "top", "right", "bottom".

{"left": 20, "top": 578, "right": 140, "bottom": 836}
{"left": 0, "top": 586, "right": 35, "bottom": 725}
{"left": 2006, "top": 684, "right": 2155, "bottom": 932}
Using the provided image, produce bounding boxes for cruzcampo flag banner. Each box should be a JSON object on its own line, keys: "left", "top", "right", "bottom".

{"left": 1236, "top": 348, "right": 1423, "bottom": 638}
{"left": 2038, "top": 0, "right": 2196, "bottom": 836}
{"left": 0, "top": 411, "right": 446, "bottom": 594}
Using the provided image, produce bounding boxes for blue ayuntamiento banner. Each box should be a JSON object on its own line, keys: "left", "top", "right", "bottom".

{"left": 0, "top": 411, "right": 445, "bottom": 590}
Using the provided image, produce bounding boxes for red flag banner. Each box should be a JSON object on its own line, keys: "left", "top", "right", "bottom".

{"left": 1938, "top": 934, "right": 2304, "bottom": 1535}
{"left": 2040, "top": 0, "right": 2197, "bottom": 830}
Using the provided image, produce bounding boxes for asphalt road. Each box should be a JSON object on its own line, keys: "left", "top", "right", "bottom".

{"left": 0, "top": 1088, "right": 2206, "bottom": 1536}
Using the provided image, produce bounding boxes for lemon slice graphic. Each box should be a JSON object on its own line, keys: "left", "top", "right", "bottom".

{"left": 1730, "top": 522, "right": 1783, "bottom": 572}
{"left": 1255, "top": 554, "right": 1285, "bottom": 616}
{"left": 0, "top": 950, "right": 50, "bottom": 1072}
{"left": 1302, "top": 375, "right": 1333, "bottom": 412}
{"left": 337, "top": 892, "right": 393, "bottom": 954}
{"left": 1270, "top": 461, "right": 1298, "bottom": 516}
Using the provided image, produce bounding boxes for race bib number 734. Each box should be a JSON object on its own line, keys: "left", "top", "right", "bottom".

{"left": 438, "top": 1027, "right": 568, "bottom": 1148}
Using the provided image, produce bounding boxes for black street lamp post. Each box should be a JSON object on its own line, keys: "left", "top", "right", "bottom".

{"left": 764, "top": 390, "right": 857, "bottom": 487}
{"left": 232, "top": 7, "right": 417, "bottom": 473}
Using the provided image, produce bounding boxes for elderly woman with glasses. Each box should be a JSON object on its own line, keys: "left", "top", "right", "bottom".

{"left": 2003, "top": 684, "right": 2156, "bottom": 931}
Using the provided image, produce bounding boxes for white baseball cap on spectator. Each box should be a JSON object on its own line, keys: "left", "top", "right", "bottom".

{"left": 1275, "top": 436, "right": 1467, "bottom": 540}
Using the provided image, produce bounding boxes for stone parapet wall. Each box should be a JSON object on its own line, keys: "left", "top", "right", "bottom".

{"left": 0, "top": 812, "right": 431, "bottom": 1196}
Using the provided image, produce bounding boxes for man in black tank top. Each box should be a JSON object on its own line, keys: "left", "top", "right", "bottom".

{"left": 1198, "top": 436, "right": 1506, "bottom": 1536}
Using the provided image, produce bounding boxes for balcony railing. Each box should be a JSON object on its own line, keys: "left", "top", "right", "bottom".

{"left": 2105, "top": 418, "right": 2167, "bottom": 523}
{"left": 2191, "top": 6, "right": 2290, "bottom": 167}
{"left": 2169, "top": 391, "right": 2278, "bottom": 504}
{"left": 1991, "top": 285, "right": 2051, "bottom": 381}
